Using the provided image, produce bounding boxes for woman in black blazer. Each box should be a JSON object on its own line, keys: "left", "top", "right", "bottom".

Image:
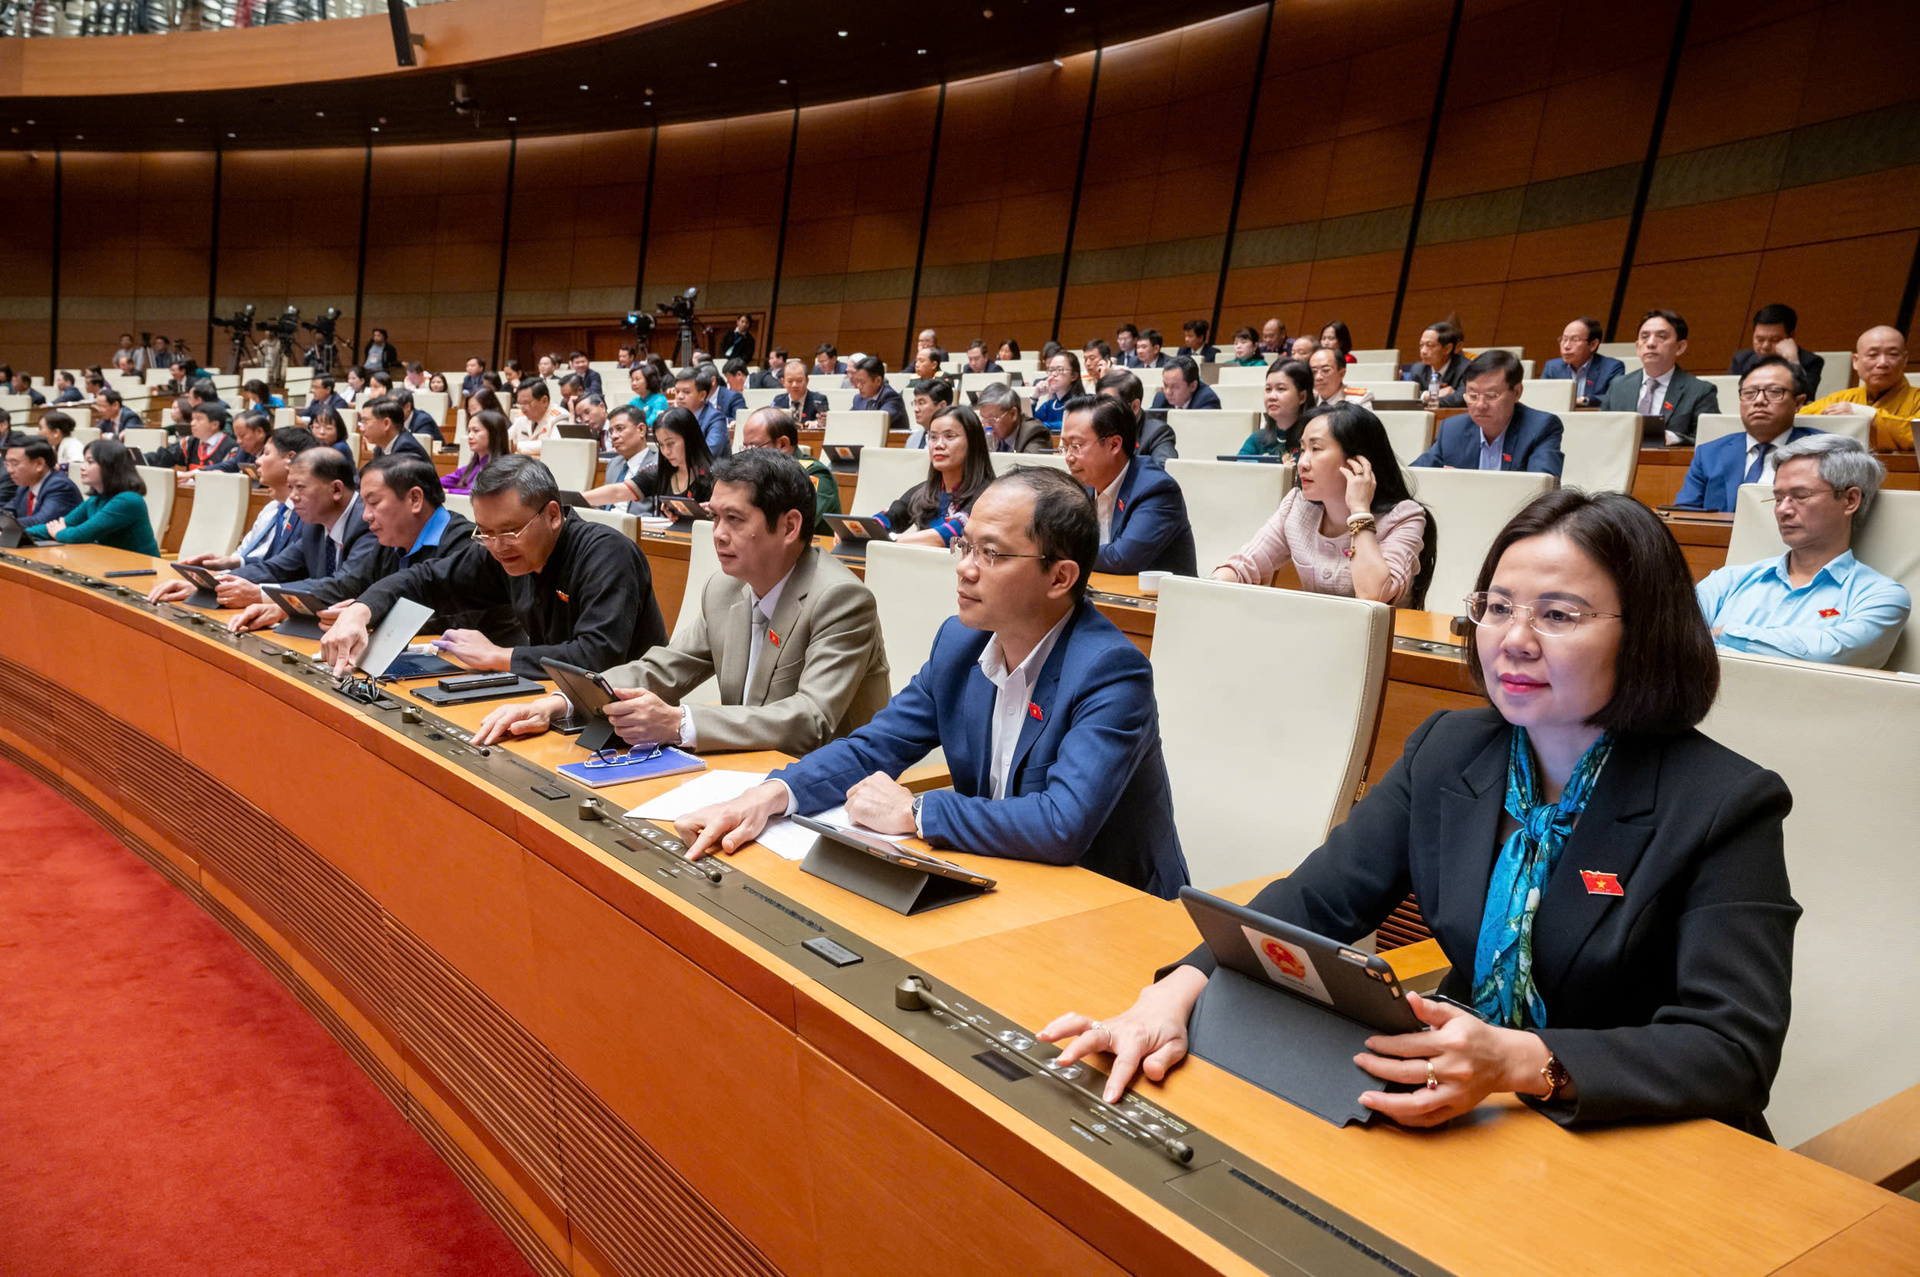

{"left": 1043, "top": 490, "right": 1798, "bottom": 1136}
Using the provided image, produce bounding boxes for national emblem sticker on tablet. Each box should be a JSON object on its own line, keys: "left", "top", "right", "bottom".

{"left": 1241, "top": 925, "right": 1333, "bottom": 1004}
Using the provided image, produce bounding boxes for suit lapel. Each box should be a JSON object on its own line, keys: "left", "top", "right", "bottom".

{"left": 962, "top": 658, "right": 997, "bottom": 796}
{"left": 1528, "top": 737, "right": 1660, "bottom": 997}
{"left": 1430, "top": 726, "right": 1511, "bottom": 961}
{"left": 748, "top": 551, "right": 815, "bottom": 704}
{"left": 1111, "top": 462, "right": 1140, "bottom": 539}
{"left": 718, "top": 584, "right": 753, "bottom": 702}
{"left": 1006, "top": 605, "right": 1081, "bottom": 783}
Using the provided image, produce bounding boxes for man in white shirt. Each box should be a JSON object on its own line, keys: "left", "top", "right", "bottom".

{"left": 1309, "top": 347, "right": 1375, "bottom": 409}
{"left": 573, "top": 405, "right": 655, "bottom": 512}
{"left": 176, "top": 426, "right": 315, "bottom": 568}
{"left": 509, "top": 379, "right": 568, "bottom": 455}
{"left": 474, "top": 449, "right": 889, "bottom": 755}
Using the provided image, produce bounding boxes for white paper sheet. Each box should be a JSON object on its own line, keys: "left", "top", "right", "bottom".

{"left": 625, "top": 774, "right": 911, "bottom": 862}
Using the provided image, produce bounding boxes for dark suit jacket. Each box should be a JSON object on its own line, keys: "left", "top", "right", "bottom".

{"left": 773, "top": 600, "right": 1190, "bottom": 897}
{"left": 461, "top": 374, "right": 486, "bottom": 398}
{"left": 993, "top": 417, "right": 1055, "bottom": 454}
{"left": 1542, "top": 354, "right": 1627, "bottom": 405}
{"left": 1149, "top": 382, "right": 1222, "bottom": 413}
{"left": 1403, "top": 352, "right": 1471, "bottom": 405}
{"left": 720, "top": 331, "right": 756, "bottom": 363}
{"left": 6, "top": 469, "right": 82, "bottom": 527}
{"left": 298, "top": 392, "right": 350, "bottom": 423}
{"left": 234, "top": 497, "right": 380, "bottom": 593}
{"left": 1675, "top": 424, "right": 1823, "bottom": 512}
{"left": 368, "top": 429, "right": 430, "bottom": 464}
{"left": 1603, "top": 367, "right": 1721, "bottom": 444}
{"left": 1179, "top": 708, "right": 1797, "bottom": 1135}
{"left": 146, "top": 432, "right": 239, "bottom": 471}
{"left": 1730, "top": 347, "right": 1825, "bottom": 399}
{"left": 773, "top": 390, "right": 829, "bottom": 423}
{"left": 1095, "top": 458, "right": 1197, "bottom": 576}
{"left": 1413, "top": 403, "right": 1565, "bottom": 476}
{"left": 306, "top": 507, "right": 524, "bottom": 641}
{"left": 852, "top": 385, "right": 910, "bottom": 433}
{"left": 1138, "top": 416, "right": 1177, "bottom": 462}
{"left": 361, "top": 341, "right": 400, "bottom": 371}
{"left": 748, "top": 368, "right": 783, "bottom": 391}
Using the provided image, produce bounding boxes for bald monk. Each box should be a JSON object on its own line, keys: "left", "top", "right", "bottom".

{"left": 1799, "top": 325, "right": 1920, "bottom": 450}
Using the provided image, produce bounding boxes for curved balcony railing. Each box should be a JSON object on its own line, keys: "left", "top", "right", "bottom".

{"left": 0, "top": 0, "right": 449, "bottom": 38}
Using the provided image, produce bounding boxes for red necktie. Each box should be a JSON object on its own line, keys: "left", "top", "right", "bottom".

{"left": 26, "top": 491, "right": 35, "bottom": 515}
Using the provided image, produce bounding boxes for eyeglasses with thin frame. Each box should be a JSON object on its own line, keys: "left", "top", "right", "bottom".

{"left": 1464, "top": 592, "right": 1620, "bottom": 636}
{"left": 1737, "top": 386, "right": 1797, "bottom": 403}
{"left": 583, "top": 743, "right": 666, "bottom": 769}
{"left": 471, "top": 513, "right": 545, "bottom": 545}
{"left": 1771, "top": 484, "right": 1837, "bottom": 507}
{"left": 951, "top": 537, "right": 1053, "bottom": 569}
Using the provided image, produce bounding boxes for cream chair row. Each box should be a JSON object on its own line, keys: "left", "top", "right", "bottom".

{"left": 1694, "top": 412, "right": 1871, "bottom": 448}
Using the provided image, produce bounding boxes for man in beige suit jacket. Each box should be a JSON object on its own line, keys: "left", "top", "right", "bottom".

{"left": 474, "top": 450, "right": 889, "bottom": 754}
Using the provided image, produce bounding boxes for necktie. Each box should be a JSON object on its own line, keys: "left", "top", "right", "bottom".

{"left": 742, "top": 607, "right": 771, "bottom": 695}
{"left": 25, "top": 490, "right": 35, "bottom": 516}
{"left": 322, "top": 536, "right": 338, "bottom": 576}
{"left": 1744, "top": 442, "right": 1772, "bottom": 486}
{"left": 1638, "top": 374, "right": 1661, "bottom": 416}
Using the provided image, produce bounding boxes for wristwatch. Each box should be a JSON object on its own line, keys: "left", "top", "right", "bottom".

{"left": 1539, "top": 1051, "right": 1571, "bottom": 1101}
{"left": 910, "top": 794, "right": 924, "bottom": 836}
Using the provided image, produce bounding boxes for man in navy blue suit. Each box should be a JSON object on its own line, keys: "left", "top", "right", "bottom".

{"left": 673, "top": 466, "right": 1190, "bottom": 897}
{"left": 1063, "top": 395, "right": 1197, "bottom": 575}
{"left": 1542, "top": 316, "right": 1625, "bottom": 407}
{"left": 1674, "top": 356, "right": 1822, "bottom": 512}
{"left": 1412, "top": 349, "right": 1565, "bottom": 477}
{"left": 3, "top": 437, "right": 82, "bottom": 528}
{"left": 1147, "top": 356, "right": 1221, "bottom": 413}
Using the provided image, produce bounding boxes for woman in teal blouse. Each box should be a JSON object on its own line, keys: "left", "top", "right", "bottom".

{"left": 626, "top": 365, "right": 671, "bottom": 425}
{"left": 43, "top": 438, "right": 161, "bottom": 556}
{"left": 1239, "top": 359, "right": 1313, "bottom": 459}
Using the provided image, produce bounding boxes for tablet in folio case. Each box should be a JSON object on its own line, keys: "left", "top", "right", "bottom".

{"left": 794, "top": 815, "right": 995, "bottom": 914}
{"left": 1180, "top": 888, "right": 1429, "bottom": 1128}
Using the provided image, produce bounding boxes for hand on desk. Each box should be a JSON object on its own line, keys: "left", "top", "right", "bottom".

{"left": 430, "top": 629, "right": 510, "bottom": 671}
{"left": 181, "top": 551, "right": 241, "bottom": 571}
{"left": 473, "top": 693, "right": 564, "bottom": 746}
{"left": 228, "top": 602, "right": 287, "bottom": 633}
{"left": 213, "top": 575, "right": 264, "bottom": 608}
{"left": 843, "top": 772, "right": 917, "bottom": 835}
{"left": 603, "top": 687, "right": 683, "bottom": 745}
{"left": 676, "top": 780, "right": 790, "bottom": 860}
{"left": 1039, "top": 964, "right": 1209, "bottom": 1104}
{"left": 319, "top": 602, "right": 374, "bottom": 675}
{"left": 149, "top": 577, "right": 206, "bottom": 604}
{"left": 1354, "top": 992, "right": 1558, "bottom": 1127}
{"left": 43, "top": 518, "right": 66, "bottom": 536}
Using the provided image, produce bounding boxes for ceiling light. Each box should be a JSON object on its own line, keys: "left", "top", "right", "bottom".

{"left": 175, "top": 116, "right": 185, "bottom": 123}
{"left": 916, "top": 48, "right": 926, "bottom": 54}
{"left": 578, "top": 84, "right": 589, "bottom": 91}
{"left": 1051, "top": 59, "right": 1063, "bottom": 67}
{"left": 1065, "top": 5, "right": 1075, "bottom": 10}
{"left": 837, "top": 30, "right": 847, "bottom": 36}
{"left": 508, "top": 115, "right": 518, "bottom": 122}
{"left": 25, "top": 119, "right": 35, "bottom": 125}
{"left": 708, "top": 61, "right": 718, "bottom": 68}
{"left": 371, "top": 126, "right": 380, "bottom": 133}
{"left": 315, "top": 110, "right": 325, "bottom": 117}
{"left": 778, "top": 78, "right": 788, "bottom": 85}
{"left": 227, "top": 132, "right": 236, "bottom": 138}
{"left": 75, "top": 134, "right": 84, "bottom": 140}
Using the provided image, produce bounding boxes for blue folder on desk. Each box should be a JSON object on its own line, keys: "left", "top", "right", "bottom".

{"left": 555, "top": 745, "right": 706, "bottom": 790}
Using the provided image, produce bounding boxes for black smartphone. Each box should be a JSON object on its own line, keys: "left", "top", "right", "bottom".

{"left": 104, "top": 569, "right": 158, "bottom": 578}
{"left": 437, "top": 671, "right": 518, "bottom": 692}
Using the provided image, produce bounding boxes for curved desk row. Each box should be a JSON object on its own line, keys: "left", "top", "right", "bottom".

{"left": 1, "top": 543, "right": 1913, "bottom": 1277}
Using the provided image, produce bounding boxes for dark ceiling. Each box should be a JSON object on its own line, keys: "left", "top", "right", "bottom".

{"left": 2, "top": 0, "right": 1256, "bottom": 151}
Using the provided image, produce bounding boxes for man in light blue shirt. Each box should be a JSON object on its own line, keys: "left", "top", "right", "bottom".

{"left": 1696, "top": 434, "right": 1910, "bottom": 667}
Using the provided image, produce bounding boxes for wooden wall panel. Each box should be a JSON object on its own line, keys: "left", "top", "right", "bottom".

{"left": 0, "top": 151, "right": 56, "bottom": 376}
{"left": 214, "top": 147, "right": 364, "bottom": 348}
{"left": 638, "top": 111, "right": 788, "bottom": 329}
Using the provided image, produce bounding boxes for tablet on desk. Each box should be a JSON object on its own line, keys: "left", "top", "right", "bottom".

{"left": 554, "top": 423, "right": 600, "bottom": 441}
{"left": 823, "top": 514, "right": 891, "bottom": 543}
{"left": 262, "top": 584, "right": 331, "bottom": 640}
{"left": 0, "top": 509, "right": 35, "bottom": 548}
{"left": 655, "top": 495, "right": 710, "bottom": 528}
{"left": 823, "top": 443, "right": 863, "bottom": 470}
{"left": 792, "top": 814, "right": 996, "bottom": 914}
{"left": 1215, "top": 453, "right": 1289, "bottom": 464}
{"left": 539, "top": 657, "right": 622, "bottom": 752}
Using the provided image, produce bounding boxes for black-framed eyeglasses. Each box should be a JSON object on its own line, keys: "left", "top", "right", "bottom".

{"left": 950, "top": 537, "right": 1052, "bottom": 568}
{"left": 1464, "top": 592, "right": 1620, "bottom": 636}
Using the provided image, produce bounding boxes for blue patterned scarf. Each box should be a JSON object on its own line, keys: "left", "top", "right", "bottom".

{"left": 1470, "top": 727, "right": 1614, "bottom": 1028}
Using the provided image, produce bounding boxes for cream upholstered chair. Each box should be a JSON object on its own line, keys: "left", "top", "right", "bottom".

{"left": 1558, "top": 412, "right": 1641, "bottom": 494}
{"left": 1599, "top": 341, "right": 1637, "bottom": 362}
{"left": 69, "top": 426, "right": 101, "bottom": 452}
{"left": 444, "top": 494, "right": 473, "bottom": 519}
{"left": 742, "top": 387, "right": 779, "bottom": 412}
{"left": 1151, "top": 577, "right": 1393, "bottom": 886}
{"left": 663, "top": 520, "right": 723, "bottom": 706}
{"left": 121, "top": 427, "right": 168, "bottom": 455}
{"left": 272, "top": 406, "right": 297, "bottom": 429}
{"left": 851, "top": 447, "right": 933, "bottom": 516}
{"left": 144, "top": 367, "right": 175, "bottom": 388}
{"left": 1700, "top": 653, "right": 1920, "bottom": 1147}
{"left": 960, "top": 372, "right": 1011, "bottom": 393}
{"left": 823, "top": 409, "right": 889, "bottom": 448}
{"left": 1347, "top": 361, "right": 1397, "bottom": 384}
{"left": 1699, "top": 374, "right": 1741, "bottom": 408}
{"left": 541, "top": 437, "right": 598, "bottom": 494}
{"left": 1349, "top": 349, "right": 1399, "bottom": 364}
{"left": 1215, "top": 366, "right": 1271, "bottom": 386}
{"left": 1520, "top": 378, "right": 1575, "bottom": 414}
{"left": 1216, "top": 384, "right": 1267, "bottom": 412}
{"left": 1689, "top": 412, "right": 1881, "bottom": 450}
{"left": 241, "top": 365, "right": 271, "bottom": 385}
{"left": 1356, "top": 380, "right": 1421, "bottom": 403}
{"left": 135, "top": 465, "right": 176, "bottom": 544}
{"left": 1375, "top": 409, "right": 1436, "bottom": 466}
{"left": 0, "top": 394, "right": 31, "bottom": 415}
{"left": 1405, "top": 468, "right": 1557, "bottom": 615}
{"left": 1693, "top": 413, "right": 1744, "bottom": 448}
{"left": 1163, "top": 459, "right": 1291, "bottom": 575}
{"left": 1166, "top": 409, "right": 1259, "bottom": 459}
{"left": 863, "top": 541, "right": 958, "bottom": 698}
{"left": 414, "top": 390, "right": 451, "bottom": 434}
{"left": 174, "top": 471, "right": 252, "bottom": 560}
{"left": 820, "top": 389, "right": 858, "bottom": 413}
{"left": 1726, "top": 485, "right": 1920, "bottom": 673}
{"left": 574, "top": 505, "right": 638, "bottom": 541}
{"left": 987, "top": 451, "right": 1070, "bottom": 476}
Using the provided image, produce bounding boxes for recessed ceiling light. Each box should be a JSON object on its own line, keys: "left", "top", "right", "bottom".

{"left": 25, "top": 119, "right": 35, "bottom": 125}
{"left": 371, "top": 126, "right": 380, "bottom": 133}
{"left": 916, "top": 48, "right": 926, "bottom": 54}
{"left": 708, "top": 61, "right": 718, "bottom": 68}
{"left": 1051, "top": 59, "right": 1063, "bottom": 68}
{"left": 778, "top": 78, "right": 788, "bottom": 85}
{"left": 315, "top": 110, "right": 325, "bottom": 117}
{"left": 508, "top": 116, "right": 517, "bottom": 122}
{"left": 1064, "top": 5, "right": 1075, "bottom": 10}
{"left": 175, "top": 116, "right": 185, "bottom": 123}
{"left": 227, "top": 132, "right": 236, "bottom": 138}
{"left": 837, "top": 30, "right": 847, "bottom": 36}
{"left": 578, "top": 84, "right": 589, "bottom": 91}
{"left": 75, "top": 134, "right": 84, "bottom": 140}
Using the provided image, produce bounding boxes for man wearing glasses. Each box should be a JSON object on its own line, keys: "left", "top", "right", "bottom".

{"left": 1413, "top": 349, "right": 1564, "bottom": 476}
{"left": 1674, "top": 357, "right": 1823, "bottom": 512}
{"left": 671, "top": 466, "right": 1191, "bottom": 899}
{"left": 1695, "top": 433, "right": 1910, "bottom": 667}
{"left": 319, "top": 455, "right": 667, "bottom": 677}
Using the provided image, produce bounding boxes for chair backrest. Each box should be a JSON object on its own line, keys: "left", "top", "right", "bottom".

{"left": 823, "top": 409, "right": 889, "bottom": 447}
{"left": 1215, "top": 365, "right": 1272, "bottom": 386}
{"left": 284, "top": 366, "right": 314, "bottom": 387}
{"left": 1699, "top": 412, "right": 1870, "bottom": 449}
{"left": 959, "top": 371, "right": 1011, "bottom": 393}
{"left": 414, "top": 390, "right": 450, "bottom": 426}
{"left": 1519, "top": 378, "right": 1574, "bottom": 413}
{"left": 0, "top": 394, "right": 30, "bottom": 415}
{"left": 1349, "top": 349, "right": 1399, "bottom": 364}
{"left": 1347, "top": 362, "right": 1397, "bottom": 383}
{"left": 69, "top": 426, "right": 101, "bottom": 451}
{"left": 1163, "top": 459, "right": 1291, "bottom": 574}
{"left": 1727, "top": 484, "right": 1920, "bottom": 673}
{"left": 1694, "top": 413, "right": 1744, "bottom": 447}
{"left": 175, "top": 470, "right": 252, "bottom": 560}
{"left": 144, "top": 367, "right": 174, "bottom": 387}
{"left": 1166, "top": 409, "right": 1259, "bottom": 459}
{"left": 1557, "top": 412, "right": 1641, "bottom": 494}
{"left": 742, "top": 387, "right": 779, "bottom": 412}
{"left": 1598, "top": 341, "right": 1637, "bottom": 361}
{"left": 1356, "top": 380, "right": 1421, "bottom": 403}
{"left": 445, "top": 493, "right": 473, "bottom": 519}
{"left": 863, "top": 541, "right": 959, "bottom": 696}
{"left": 1698, "top": 374, "right": 1741, "bottom": 407}
{"left": 541, "top": 437, "right": 598, "bottom": 494}
{"left": 272, "top": 406, "right": 297, "bottom": 429}
{"left": 851, "top": 446, "right": 934, "bottom": 517}
{"left": 241, "top": 365, "right": 270, "bottom": 386}
{"left": 212, "top": 373, "right": 241, "bottom": 394}
{"left": 1215, "top": 384, "right": 1267, "bottom": 412}
{"left": 1699, "top": 653, "right": 1920, "bottom": 1145}
{"left": 1405, "top": 468, "right": 1557, "bottom": 613}
{"left": 135, "top": 465, "right": 176, "bottom": 541}
{"left": 987, "top": 451, "right": 1071, "bottom": 476}
{"left": 820, "top": 389, "right": 858, "bottom": 413}
{"left": 1810, "top": 352, "right": 1851, "bottom": 393}
{"left": 1375, "top": 409, "right": 1436, "bottom": 466}
{"left": 121, "top": 427, "right": 168, "bottom": 455}
{"left": 1151, "top": 577, "right": 1393, "bottom": 886}
{"left": 573, "top": 505, "right": 638, "bottom": 542}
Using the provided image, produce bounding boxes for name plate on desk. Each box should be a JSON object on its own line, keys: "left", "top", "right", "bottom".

{"left": 795, "top": 815, "right": 995, "bottom": 914}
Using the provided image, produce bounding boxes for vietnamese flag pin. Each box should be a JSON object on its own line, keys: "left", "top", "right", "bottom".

{"left": 768, "top": 629, "right": 781, "bottom": 646}
{"left": 1028, "top": 702, "right": 1044, "bottom": 721}
{"left": 1580, "top": 870, "right": 1624, "bottom": 897}
{"left": 1817, "top": 608, "right": 1840, "bottom": 619}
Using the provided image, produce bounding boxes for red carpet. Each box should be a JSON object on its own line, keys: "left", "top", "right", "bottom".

{"left": 0, "top": 759, "right": 536, "bottom": 1277}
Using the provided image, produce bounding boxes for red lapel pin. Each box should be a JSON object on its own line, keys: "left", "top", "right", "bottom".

{"left": 768, "top": 629, "right": 781, "bottom": 646}
{"left": 1580, "top": 870, "right": 1624, "bottom": 897}
{"left": 555, "top": 590, "right": 570, "bottom": 604}
{"left": 1028, "top": 702, "right": 1044, "bottom": 721}
{"left": 1817, "top": 608, "right": 1839, "bottom": 619}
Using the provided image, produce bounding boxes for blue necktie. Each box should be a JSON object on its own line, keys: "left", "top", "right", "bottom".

{"left": 322, "top": 536, "right": 338, "bottom": 576}
{"left": 1743, "top": 442, "right": 1772, "bottom": 485}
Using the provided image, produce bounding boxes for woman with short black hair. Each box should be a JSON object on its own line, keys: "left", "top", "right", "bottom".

{"left": 43, "top": 439, "right": 159, "bottom": 555}
{"left": 1047, "top": 489, "right": 1797, "bottom": 1136}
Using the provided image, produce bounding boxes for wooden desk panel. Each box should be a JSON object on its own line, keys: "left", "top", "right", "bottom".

{"left": 4, "top": 542, "right": 1914, "bottom": 1277}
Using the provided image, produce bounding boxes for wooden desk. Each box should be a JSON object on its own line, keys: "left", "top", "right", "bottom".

{"left": 1634, "top": 446, "right": 1917, "bottom": 508}
{"left": 2, "top": 540, "right": 1916, "bottom": 1276}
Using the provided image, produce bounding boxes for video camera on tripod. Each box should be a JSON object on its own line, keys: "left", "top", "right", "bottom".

{"left": 654, "top": 287, "right": 700, "bottom": 366}
{"left": 208, "top": 304, "right": 258, "bottom": 375}
{"left": 299, "top": 306, "right": 348, "bottom": 374}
